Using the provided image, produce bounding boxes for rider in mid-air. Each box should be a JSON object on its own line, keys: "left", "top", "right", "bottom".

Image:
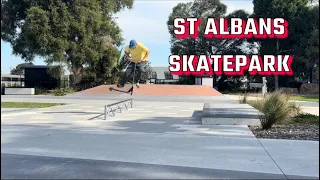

{"left": 117, "top": 39, "right": 150, "bottom": 88}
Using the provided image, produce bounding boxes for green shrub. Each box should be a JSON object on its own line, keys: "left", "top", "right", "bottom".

{"left": 35, "top": 88, "right": 47, "bottom": 95}
{"left": 293, "top": 113, "right": 319, "bottom": 125}
{"left": 52, "top": 88, "right": 75, "bottom": 96}
{"left": 64, "top": 88, "right": 75, "bottom": 94}
{"left": 52, "top": 89, "right": 67, "bottom": 96}
{"left": 249, "top": 90, "right": 301, "bottom": 130}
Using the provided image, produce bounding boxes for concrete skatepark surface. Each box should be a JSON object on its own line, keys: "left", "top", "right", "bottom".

{"left": 2, "top": 153, "right": 317, "bottom": 179}
{"left": 1, "top": 108, "right": 33, "bottom": 114}
{"left": 1, "top": 89, "right": 319, "bottom": 179}
{"left": 202, "top": 103, "right": 262, "bottom": 125}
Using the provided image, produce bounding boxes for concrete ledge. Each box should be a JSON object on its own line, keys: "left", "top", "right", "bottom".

{"left": 202, "top": 117, "right": 261, "bottom": 126}
{"left": 5, "top": 88, "right": 35, "bottom": 95}
{"left": 202, "top": 103, "right": 262, "bottom": 126}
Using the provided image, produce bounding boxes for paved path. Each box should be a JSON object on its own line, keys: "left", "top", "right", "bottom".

{"left": 1, "top": 108, "right": 33, "bottom": 114}
{"left": 2, "top": 153, "right": 316, "bottom": 179}
{"left": 1, "top": 98, "right": 319, "bottom": 179}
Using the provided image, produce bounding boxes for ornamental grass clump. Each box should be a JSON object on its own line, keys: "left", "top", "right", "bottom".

{"left": 249, "top": 90, "right": 301, "bottom": 130}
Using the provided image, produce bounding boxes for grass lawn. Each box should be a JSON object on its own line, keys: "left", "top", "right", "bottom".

{"left": 227, "top": 92, "right": 319, "bottom": 102}
{"left": 291, "top": 113, "right": 319, "bottom": 125}
{"left": 273, "top": 113, "right": 319, "bottom": 126}
{"left": 289, "top": 94, "right": 319, "bottom": 102}
{"left": 1, "top": 102, "right": 65, "bottom": 108}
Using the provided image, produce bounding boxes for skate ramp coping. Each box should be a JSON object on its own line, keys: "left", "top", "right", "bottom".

{"left": 202, "top": 103, "right": 262, "bottom": 126}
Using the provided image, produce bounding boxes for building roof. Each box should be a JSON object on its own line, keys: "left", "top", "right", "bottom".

{"left": 150, "top": 66, "right": 213, "bottom": 79}
{"left": 1, "top": 74, "right": 25, "bottom": 78}
{"left": 150, "top": 66, "right": 179, "bottom": 79}
{"left": 22, "top": 65, "right": 57, "bottom": 69}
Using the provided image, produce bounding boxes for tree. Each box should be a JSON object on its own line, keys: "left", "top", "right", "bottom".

{"left": 295, "top": 5, "right": 319, "bottom": 83}
{"left": 85, "top": 45, "right": 123, "bottom": 83}
{"left": 1, "top": 0, "right": 133, "bottom": 86}
{"left": 297, "top": 29, "right": 319, "bottom": 83}
{"left": 167, "top": 0, "right": 254, "bottom": 85}
{"left": 253, "top": 0, "right": 311, "bottom": 89}
{"left": 140, "top": 61, "right": 153, "bottom": 83}
{"left": 10, "top": 62, "right": 33, "bottom": 75}
{"left": 167, "top": 1, "right": 252, "bottom": 56}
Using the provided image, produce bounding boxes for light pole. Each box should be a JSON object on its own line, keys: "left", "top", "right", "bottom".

{"left": 262, "top": 77, "right": 267, "bottom": 96}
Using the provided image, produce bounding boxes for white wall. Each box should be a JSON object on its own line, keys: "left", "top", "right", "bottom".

{"left": 194, "top": 77, "right": 213, "bottom": 87}
{"left": 5, "top": 88, "right": 35, "bottom": 95}
{"left": 202, "top": 78, "right": 213, "bottom": 87}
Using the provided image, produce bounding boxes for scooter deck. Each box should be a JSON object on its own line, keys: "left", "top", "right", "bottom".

{"left": 109, "top": 86, "right": 133, "bottom": 94}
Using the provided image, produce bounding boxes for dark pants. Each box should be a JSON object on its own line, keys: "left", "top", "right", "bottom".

{"left": 119, "top": 61, "right": 147, "bottom": 85}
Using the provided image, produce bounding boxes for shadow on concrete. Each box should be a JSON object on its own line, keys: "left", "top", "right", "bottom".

{"left": 2, "top": 119, "right": 318, "bottom": 179}
{"left": 1, "top": 108, "right": 34, "bottom": 114}
{"left": 3, "top": 153, "right": 316, "bottom": 179}
{"left": 40, "top": 110, "right": 203, "bottom": 120}
{"left": 2, "top": 115, "right": 254, "bottom": 139}
{"left": 42, "top": 111, "right": 106, "bottom": 120}
{"left": 43, "top": 111, "right": 102, "bottom": 115}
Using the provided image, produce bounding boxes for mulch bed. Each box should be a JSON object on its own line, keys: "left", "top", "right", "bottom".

{"left": 249, "top": 124, "right": 319, "bottom": 141}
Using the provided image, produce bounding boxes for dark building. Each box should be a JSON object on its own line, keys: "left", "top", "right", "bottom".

{"left": 22, "top": 65, "right": 59, "bottom": 90}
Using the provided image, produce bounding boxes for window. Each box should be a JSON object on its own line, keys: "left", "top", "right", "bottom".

{"left": 164, "top": 72, "right": 173, "bottom": 79}
{"left": 2, "top": 77, "right": 11, "bottom": 81}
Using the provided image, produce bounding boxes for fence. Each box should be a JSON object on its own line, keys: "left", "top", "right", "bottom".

{"left": 148, "top": 79, "right": 179, "bottom": 84}
{"left": 3, "top": 79, "right": 70, "bottom": 89}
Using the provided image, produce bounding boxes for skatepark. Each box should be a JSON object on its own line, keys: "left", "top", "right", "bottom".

{"left": 1, "top": 85, "right": 319, "bottom": 179}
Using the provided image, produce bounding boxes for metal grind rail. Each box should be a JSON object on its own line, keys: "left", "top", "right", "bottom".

{"left": 104, "top": 98, "right": 133, "bottom": 119}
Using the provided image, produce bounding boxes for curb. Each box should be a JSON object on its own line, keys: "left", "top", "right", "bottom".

{"left": 2, "top": 111, "right": 38, "bottom": 117}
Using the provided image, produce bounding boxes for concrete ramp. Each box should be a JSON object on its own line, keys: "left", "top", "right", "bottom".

{"left": 78, "top": 84, "right": 221, "bottom": 96}
{"left": 202, "top": 103, "right": 262, "bottom": 126}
